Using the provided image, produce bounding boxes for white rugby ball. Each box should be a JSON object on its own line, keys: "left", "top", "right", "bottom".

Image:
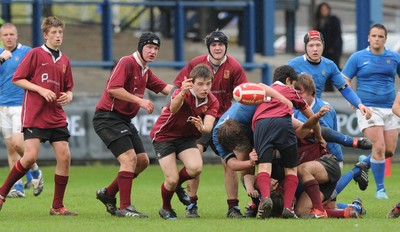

{"left": 233, "top": 83, "right": 265, "bottom": 105}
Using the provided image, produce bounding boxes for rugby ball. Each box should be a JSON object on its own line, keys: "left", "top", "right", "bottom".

{"left": 233, "top": 83, "right": 265, "bottom": 105}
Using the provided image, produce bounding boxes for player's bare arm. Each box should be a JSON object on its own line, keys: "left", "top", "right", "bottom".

{"left": 316, "top": 105, "right": 331, "bottom": 118}
{"left": 193, "top": 114, "right": 214, "bottom": 134}
{"left": 301, "top": 107, "right": 326, "bottom": 146}
{"left": 243, "top": 174, "right": 259, "bottom": 198}
{"left": 161, "top": 84, "right": 174, "bottom": 95}
{"left": 107, "top": 87, "right": 154, "bottom": 114}
{"left": 226, "top": 151, "right": 256, "bottom": 171}
{"left": 170, "top": 77, "right": 193, "bottom": 113}
{"left": 13, "top": 79, "right": 57, "bottom": 102}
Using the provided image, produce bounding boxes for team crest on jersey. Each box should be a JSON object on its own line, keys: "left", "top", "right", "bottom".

{"left": 321, "top": 70, "right": 326, "bottom": 76}
{"left": 15, "top": 56, "right": 19, "bottom": 61}
{"left": 201, "top": 105, "right": 208, "bottom": 113}
{"left": 63, "top": 64, "right": 66, "bottom": 73}
{"left": 387, "top": 59, "right": 391, "bottom": 64}
{"left": 223, "top": 70, "right": 230, "bottom": 79}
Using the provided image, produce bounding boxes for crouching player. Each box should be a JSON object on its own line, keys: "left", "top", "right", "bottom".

{"left": 252, "top": 65, "right": 326, "bottom": 219}
{"left": 150, "top": 64, "right": 219, "bottom": 220}
{"left": 269, "top": 140, "right": 361, "bottom": 219}
{"left": 293, "top": 73, "right": 369, "bottom": 216}
{"left": 295, "top": 140, "right": 360, "bottom": 219}
{"left": 212, "top": 83, "right": 293, "bottom": 218}
{"left": 215, "top": 102, "right": 330, "bottom": 218}
{"left": 269, "top": 105, "right": 361, "bottom": 219}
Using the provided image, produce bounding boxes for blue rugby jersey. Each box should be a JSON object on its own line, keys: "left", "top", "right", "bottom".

{"left": 288, "top": 55, "right": 346, "bottom": 98}
{"left": 0, "top": 43, "right": 31, "bottom": 106}
{"left": 294, "top": 97, "right": 343, "bottom": 161}
{"left": 342, "top": 47, "right": 400, "bottom": 108}
{"left": 212, "top": 102, "right": 256, "bottom": 159}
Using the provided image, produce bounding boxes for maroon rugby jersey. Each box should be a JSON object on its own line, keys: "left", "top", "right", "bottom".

{"left": 252, "top": 82, "right": 308, "bottom": 130}
{"left": 95, "top": 52, "right": 168, "bottom": 118}
{"left": 150, "top": 89, "right": 219, "bottom": 142}
{"left": 12, "top": 45, "right": 73, "bottom": 128}
{"left": 173, "top": 54, "right": 247, "bottom": 117}
{"left": 296, "top": 139, "right": 327, "bottom": 165}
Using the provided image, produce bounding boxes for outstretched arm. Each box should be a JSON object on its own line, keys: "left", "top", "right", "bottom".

{"left": 340, "top": 79, "right": 371, "bottom": 119}
{"left": 226, "top": 149, "right": 258, "bottom": 171}
{"left": 297, "top": 105, "right": 331, "bottom": 147}
{"left": 170, "top": 77, "right": 193, "bottom": 113}
{"left": 160, "top": 84, "right": 174, "bottom": 95}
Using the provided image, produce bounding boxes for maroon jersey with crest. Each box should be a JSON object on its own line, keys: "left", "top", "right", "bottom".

{"left": 150, "top": 89, "right": 219, "bottom": 142}
{"left": 12, "top": 45, "right": 73, "bottom": 128}
{"left": 173, "top": 54, "right": 247, "bottom": 117}
{"left": 95, "top": 52, "right": 168, "bottom": 118}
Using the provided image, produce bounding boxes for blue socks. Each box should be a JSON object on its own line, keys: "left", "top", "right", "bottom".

{"left": 360, "top": 153, "right": 385, "bottom": 191}
{"left": 14, "top": 179, "right": 25, "bottom": 192}
{"left": 321, "top": 127, "right": 353, "bottom": 146}
{"left": 26, "top": 170, "right": 33, "bottom": 183}
{"left": 359, "top": 153, "right": 371, "bottom": 167}
{"left": 336, "top": 202, "right": 348, "bottom": 210}
{"left": 370, "top": 158, "right": 385, "bottom": 191}
{"left": 334, "top": 165, "right": 361, "bottom": 195}
{"left": 31, "top": 166, "right": 41, "bottom": 179}
{"left": 336, "top": 203, "right": 363, "bottom": 214}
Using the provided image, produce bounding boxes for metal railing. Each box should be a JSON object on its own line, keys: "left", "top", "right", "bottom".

{"left": 1, "top": 0, "right": 272, "bottom": 83}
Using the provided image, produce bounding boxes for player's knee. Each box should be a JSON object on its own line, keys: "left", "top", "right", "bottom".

{"left": 137, "top": 153, "right": 150, "bottom": 168}
{"left": 165, "top": 178, "right": 179, "bottom": 189}
{"left": 119, "top": 151, "right": 137, "bottom": 168}
{"left": 297, "top": 164, "right": 307, "bottom": 176}
{"left": 22, "top": 157, "right": 37, "bottom": 167}
{"left": 13, "top": 144, "right": 24, "bottom": 155}
{"left": 372, "top": 145, "right": 385, "bottom": 159}
{"left": 56, "top": 151, "right": 71, "bottom": 165}
{"left": 374, "top": 141, "right": 385, "bottom": 152}
{"left": 187, "top": 166, "right": 202, "bottom": 177}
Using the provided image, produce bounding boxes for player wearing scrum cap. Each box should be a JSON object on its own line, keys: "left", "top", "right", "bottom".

{"left": 287, "top": 30, "right": 370, "bottom": 119}
{"left": 170, "top": 30, "right": 248, "bottom": 218}
{"left": 92, "top": 32, "right": 173, "bottom": 218}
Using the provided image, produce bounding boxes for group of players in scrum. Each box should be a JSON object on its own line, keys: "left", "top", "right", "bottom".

{"left": 149, "top": 28, "right": 400, "bottom": 219}
{"left": 212, "top": 69, "right": 370, "bottom": 219}
{"left": 149, "top": 31, "right": 375, "bottom": 220}
{"left": 91, "top": 26, "right": 400, "bottom": 220}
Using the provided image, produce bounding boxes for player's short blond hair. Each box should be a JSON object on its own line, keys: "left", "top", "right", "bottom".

{"left": 41, "top": 16, "right": 65, "bottom": 34}
{"left": 0, "top": 23, "right": 17, "bottom": 35}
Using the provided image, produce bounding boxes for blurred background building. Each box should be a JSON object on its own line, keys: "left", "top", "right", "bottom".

{"left": 1, "top": 0, "right": 400, "bottom": 164}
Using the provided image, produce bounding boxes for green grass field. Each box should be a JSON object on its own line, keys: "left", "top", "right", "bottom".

{"left": 0, "top": 163, "right": 399, "bottom": 232}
